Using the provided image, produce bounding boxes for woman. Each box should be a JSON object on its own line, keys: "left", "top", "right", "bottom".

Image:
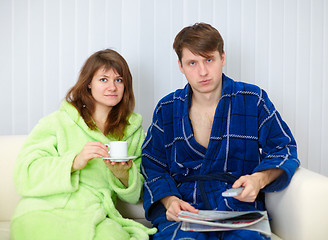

{"left": 10, "top": 49, "right": 156, "bottom": 240}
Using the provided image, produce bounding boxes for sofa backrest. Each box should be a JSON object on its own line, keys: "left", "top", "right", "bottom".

{"left": 0, "top": 135, "right": 26, "bottom": 221}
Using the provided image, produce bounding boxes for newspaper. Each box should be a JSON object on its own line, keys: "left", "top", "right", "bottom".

{"left": 178, "top": 210, "right": 271, "bottom": 236}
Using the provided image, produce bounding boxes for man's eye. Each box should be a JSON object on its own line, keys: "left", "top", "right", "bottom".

{"left": 189, "top": 62, "right": 195, "bottom": 66}
{"left": 207, "top": 59, "right": 213, "bottom": 63}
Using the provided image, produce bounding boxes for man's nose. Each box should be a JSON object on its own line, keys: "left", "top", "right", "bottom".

{"left": 198, "top": 63, "right": 208, "bottom": 76}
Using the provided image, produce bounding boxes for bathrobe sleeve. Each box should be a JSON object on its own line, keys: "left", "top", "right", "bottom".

{"left": 125, "top": 118, "right": 145, "bottom": 181}
{"left": 109, "top": 124, "right": 145, "bottom": 204}
{"left": 14, "top": 115, "right": 80, "bottom": 197}
{"left": 254, "top": 89, "right": 300, "bottom": 192}
{"left": 141, "top": 97, "right": 182, "bottom": 220}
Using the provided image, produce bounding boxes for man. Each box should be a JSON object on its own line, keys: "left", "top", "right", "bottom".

{"left": 141, "top": 23, "right": 299, "bottom": 239}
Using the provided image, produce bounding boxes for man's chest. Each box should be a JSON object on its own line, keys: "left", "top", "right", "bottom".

{"left": 189, "top": 107, "right": 215, "bottom": 148}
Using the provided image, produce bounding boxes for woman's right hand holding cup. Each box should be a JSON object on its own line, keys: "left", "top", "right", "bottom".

{"left": 71, "top": 142, "right": 109, "bottom": 172}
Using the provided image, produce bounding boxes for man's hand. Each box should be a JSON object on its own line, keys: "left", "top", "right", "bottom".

{"left": 160, "top": 196, "right": 198, "bottom": 222}
{"left": 232, "top": 169, "right": 284, "bottom": 202}
{"left": 231, "top": 174, "right": 262, "bottom": 202}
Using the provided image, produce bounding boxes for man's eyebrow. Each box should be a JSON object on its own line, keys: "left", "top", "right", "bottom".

{"left": 205, "top": 54, "right": 215, "bottom": 58}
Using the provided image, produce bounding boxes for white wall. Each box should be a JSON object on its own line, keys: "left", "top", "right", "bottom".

{"left": 0, "top": 0, "right": 327, "bottom": 176}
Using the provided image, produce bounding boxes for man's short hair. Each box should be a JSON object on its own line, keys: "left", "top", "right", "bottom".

{"left": 173, "top": 22, "right": 224, "bottom": 62}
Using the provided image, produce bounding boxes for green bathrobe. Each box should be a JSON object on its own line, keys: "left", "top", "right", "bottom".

{"left": 10, "top": 101, "right": 156, "bottom": 240}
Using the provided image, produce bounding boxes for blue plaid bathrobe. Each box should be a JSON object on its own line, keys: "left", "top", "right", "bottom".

{"left": 141, "top": 74, "right": 300, "bottom": 239}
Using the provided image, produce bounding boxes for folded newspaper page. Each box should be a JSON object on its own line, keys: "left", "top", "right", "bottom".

{"left": 178, "top": 210, "right": 264, "bottom": 222}
{"left": 178, "top": 210, "right": 271, "bottom": 236}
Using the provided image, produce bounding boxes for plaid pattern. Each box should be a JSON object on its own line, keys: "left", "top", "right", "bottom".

{"left": 141, "top": 74, "right": 300, "bottom": 224}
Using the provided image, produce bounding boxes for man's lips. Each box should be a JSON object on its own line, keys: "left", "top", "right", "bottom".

{"left": 199, "top": 79, "right": 211, "bottom": 84}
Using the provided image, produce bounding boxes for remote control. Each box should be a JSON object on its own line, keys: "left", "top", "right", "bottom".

{"left": 222, "top": 187, "right": 244, "bottom": 197}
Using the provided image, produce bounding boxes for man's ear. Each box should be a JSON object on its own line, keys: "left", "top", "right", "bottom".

{"left": 221, "top": 51, "right": 226, "bottom": 67}
{"left": 178, "top": 60, "right": 184, "bottom": 74}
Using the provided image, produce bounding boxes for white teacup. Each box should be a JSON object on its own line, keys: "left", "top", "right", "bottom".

{"left": 105, "top": 141, "right": 128, "bottom": 159}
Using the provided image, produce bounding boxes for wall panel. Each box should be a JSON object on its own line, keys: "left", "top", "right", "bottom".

{"left": 295, "top": 0, "right": 311, "bottom": 168}
{"left": 29, "top": 0, "right": 45, "bottom": 130}
{"left": 268, "top": 0, "right": 284, "bottom": 111}
{"left": 154, "top": 0, "right": 174, "bottom": 104}
{"left": 254, "top": 0, "right": 270, "bottom": 90}
{"left": 308, "top": 0, "right": 324, "bottom": 173}
{"left": 226, "top": 0, "right": 241, "bottom": 80}
{"left": 74, "top": 0, "right": 89, "bottom": 76}
{"left": 0, "top": 0, "right": 13, "bottom": 134}
{"left": 241, "top": 0, "right": 256, "bottom": 85}
{"left": 59, "top": 0, "right": 76, "bottom": 99}
{"left": 139, "top": 0, "right": 155, "bottom": 126}
{"left": 43, "top": 0, "right": 61, "bottom": 117}
{"left": 282, "top": 0, "right": 297, "bottom": 133}
{"left": 322, "top": 0, "right": 328, "bottom": 175}
{"left": 12, "top": 0, "right": 29, "bottom": 134}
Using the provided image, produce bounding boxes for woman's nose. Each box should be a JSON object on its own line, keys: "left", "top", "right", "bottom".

{"left": 107, "top": 80, "right": 117, "bottom": 90}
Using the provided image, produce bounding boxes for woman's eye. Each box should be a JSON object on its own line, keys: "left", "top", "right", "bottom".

{"left": 115, "top": 78, "right": 123, "bottom": 83}
{"left": 100, "top": 78, "right": 107, "bottom": 82}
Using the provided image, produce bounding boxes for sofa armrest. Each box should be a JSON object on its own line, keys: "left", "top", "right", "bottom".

{"left": 0, "top": 135, "right": 25, "bottom": 221}
{"left": 265, "top": 167, "right": 328, "bottom": 240}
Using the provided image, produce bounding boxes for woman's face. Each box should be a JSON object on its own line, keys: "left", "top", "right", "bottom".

{"left": 88, "top": 67, "right": 125, "bottom": 114}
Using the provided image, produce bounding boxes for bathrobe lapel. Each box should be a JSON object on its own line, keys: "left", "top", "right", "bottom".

{"left": 181, "top": 75, "right": 233, "bottom": 175}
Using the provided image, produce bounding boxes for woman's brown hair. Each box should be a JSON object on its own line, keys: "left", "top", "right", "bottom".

{"left": 65, "top": 49, "right": 135, "bottom": 139}
{"left": 173, "top": 22, "right": 224, "bottom": 63}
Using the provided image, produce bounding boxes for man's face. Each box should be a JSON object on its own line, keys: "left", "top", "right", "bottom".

{"left": 178, "top": 48, "right": 226, "bottom": 95}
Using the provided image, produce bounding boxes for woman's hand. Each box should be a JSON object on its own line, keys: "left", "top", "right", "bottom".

{"left": 103, "top": 159, "right": 133, "bottom": 187}
{"left": 72, "top": 142, "right": 109, "bottom": 172}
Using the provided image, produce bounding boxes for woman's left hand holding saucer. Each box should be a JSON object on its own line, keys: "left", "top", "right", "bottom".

{"left": 103, "top": 159, "right": 133, "bottom": 187}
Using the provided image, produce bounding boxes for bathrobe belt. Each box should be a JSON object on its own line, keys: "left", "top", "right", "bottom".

{"left": 180, "top": 172, "right": 239, "bottom": 210}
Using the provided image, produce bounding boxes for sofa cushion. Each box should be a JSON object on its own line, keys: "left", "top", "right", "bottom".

{"left": 116, "top": 199, "right": 152, "bottom": 228}
{"left": 0, "top": 222, "right": 10, "bottom": 240}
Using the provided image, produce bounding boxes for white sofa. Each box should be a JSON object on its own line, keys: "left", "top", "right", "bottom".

{"left": 1, "top": 135, "right": 328, "bottom": 240}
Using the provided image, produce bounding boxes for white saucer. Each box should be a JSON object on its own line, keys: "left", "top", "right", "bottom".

{"left": 103, "top": 156, "right": 137, "bottom": 162}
